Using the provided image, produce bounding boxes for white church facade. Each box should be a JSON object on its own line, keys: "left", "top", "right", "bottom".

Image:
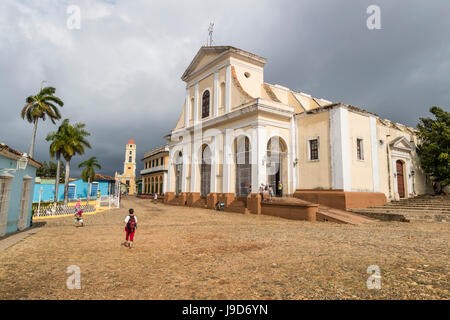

{"left": 163, "top": 46, "right": 432, "bottom": 210}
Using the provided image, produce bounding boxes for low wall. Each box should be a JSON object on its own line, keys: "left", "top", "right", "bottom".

{"left": 261, "top": 201, "right": 318, "bottom": 221}
{"left": 293, "top": 190, "right": 386, "bottom": 210}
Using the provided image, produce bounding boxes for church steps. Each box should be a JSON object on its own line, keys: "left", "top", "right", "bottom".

{"left": 348, "top": 195, "right": 450, "bottom": 222}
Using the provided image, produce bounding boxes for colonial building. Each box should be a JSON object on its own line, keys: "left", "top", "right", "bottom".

{"left": 140, "top": 145, "right": 169, "bottom": 195}
{"left": 0, "top": 142, "right": 41, "bottom": 236}
{"left": 164, "top": 46, "right": 432, "bottom": 210}
{"left": 115, "top": 139, "right": 137, "bottom": 195}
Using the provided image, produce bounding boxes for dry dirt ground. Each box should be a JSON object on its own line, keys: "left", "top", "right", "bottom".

{"left": 0, "top": 196, "right": 448, "bottom": 300}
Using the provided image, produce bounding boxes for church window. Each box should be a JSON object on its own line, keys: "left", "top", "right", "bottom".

{"left": 161, "top": 157, "right": 164, "bottom": 166}
{"left": 156, "top": 159, "right": 159, "bottom": 167}
{"left": 129, "top": 156, "right": 132, "bottom": 162}
{"left": 202, "top": 90, "right": 210, "bottom": 118}
{"left": 308, "top": 138, "right": 319, "bottom": 161}
{"left": 244, "top": 72, "right": 251, "bottom": 78}
{"left": 357, "top": 138, "right": 364, "bottom": 161}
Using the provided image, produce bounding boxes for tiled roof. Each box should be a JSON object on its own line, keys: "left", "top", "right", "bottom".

{"left": 94, "top": 174, "right": 115, "bottom": 181}
{"left": 263, "top": 84, "right": 281, "bottom": 103}
{"left": 0, "top": 142, "right": 42, "bottom": 167}
{"left": 128, "top": 138, "right": 135, "bottom": 145}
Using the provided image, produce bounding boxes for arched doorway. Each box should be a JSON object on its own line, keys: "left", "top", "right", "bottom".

{"left": 235, "top": 136, "right": 251, "bottom": 197}
{"left": 396, "top": 160, "right": 405, "bottom": 198}
{"left": 175, "top": 151, "right": 183, "bottom": 195}
{"left": 200, "top": 144, "right": 212, "bottom": 197}
{"left": 267, "top": 137, "right": 288, "bottom": 197}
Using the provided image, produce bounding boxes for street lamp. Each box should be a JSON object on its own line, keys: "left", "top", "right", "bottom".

{"left": 0, "top": 153, "right": 29, "bottom": 174}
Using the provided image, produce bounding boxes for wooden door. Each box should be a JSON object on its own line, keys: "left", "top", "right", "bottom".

{"left": 396, "top": 161, "right": 405, "bottom": 198}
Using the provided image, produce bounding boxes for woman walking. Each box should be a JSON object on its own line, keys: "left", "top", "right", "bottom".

{"left": 124, "top": 208, "right": 138, "bottom": 249}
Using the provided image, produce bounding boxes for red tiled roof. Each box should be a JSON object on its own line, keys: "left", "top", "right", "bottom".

{"left": 0, "top": 142, "right": 42, "bottom": 167}
{"left": 128, "top": 138, "right": 135, "bottom": 145}
{"left": 94, "top": 174, "right": 115, "bottom": 181}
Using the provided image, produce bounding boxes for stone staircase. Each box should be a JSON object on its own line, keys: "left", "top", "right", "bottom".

{"left": 348, "top": 195, "right": 450, "bottom": 222}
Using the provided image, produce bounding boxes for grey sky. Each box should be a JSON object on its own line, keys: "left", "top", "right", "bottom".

{"left": 0, "top": 0, "right": 449, "bottom": 177}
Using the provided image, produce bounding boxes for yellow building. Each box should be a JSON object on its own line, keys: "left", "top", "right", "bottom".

{"left": 140, "top": 146, "right": 169, "bottom": 195}
{"left": 161, "top": 45, "right": 432, "bottom": 209}
{"left": 115, "top": 139, "right": 137, "bottom": 195}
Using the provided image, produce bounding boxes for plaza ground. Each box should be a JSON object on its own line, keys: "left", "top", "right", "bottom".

{"left": 0, "top": 196, "right": 448, "bottom": 300}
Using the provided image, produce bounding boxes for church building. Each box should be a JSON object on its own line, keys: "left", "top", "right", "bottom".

{"left": 163, "top": 46, "right": 432, "bottom": 210}
{"left": 115, "top": 139, "right": 137, "bottom": 195}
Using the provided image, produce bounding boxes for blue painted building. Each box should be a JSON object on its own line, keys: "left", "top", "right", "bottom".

{"left": 33, "top": 174, "right": 116, "bottom": 203}
{"left": 0, "top": 142, "right": 41, "bottom": 236}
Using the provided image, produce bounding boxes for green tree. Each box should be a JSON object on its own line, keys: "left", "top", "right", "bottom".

{"left": 21, "top": 84, "right": 64, "bottom": 158}
{"left": 46, "top": 124, "right": 69, "bottom": 201}
{"left": 55, "top": 119, "right": 91, "bottom": 204}
{"left": 78, "top": 157, "right": 102, "bottom": 204}
{"left": 36, "top": 161, "right": 49, "bottom": 177}
{"left": 416, "top": 106, "right": 450, "bottom": 193}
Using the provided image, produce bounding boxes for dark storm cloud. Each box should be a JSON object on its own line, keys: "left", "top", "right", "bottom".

{"left": 0, "top": 0, "right": 449, "bottom": 177}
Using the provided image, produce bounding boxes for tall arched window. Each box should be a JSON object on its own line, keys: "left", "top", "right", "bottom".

{"left": 202, "top": 90, "right": 210, "bottom": 118}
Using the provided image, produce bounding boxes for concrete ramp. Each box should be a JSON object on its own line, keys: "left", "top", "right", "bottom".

{"left": 317, "top": 206, "right": 375, "bottom": 225}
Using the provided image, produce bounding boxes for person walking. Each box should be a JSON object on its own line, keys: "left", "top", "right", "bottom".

{"left": 74, "top": 198, "right": 84, "bottom": 227}
{"left": 153, "top": 192, "right": 158, "bottom": 204}
{"left": 124, "top": 208, "right": 138, "bottom": 249}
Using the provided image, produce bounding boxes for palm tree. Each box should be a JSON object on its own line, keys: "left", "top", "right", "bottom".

{"left": 78, "top": 157, "right": 102, "bottom": 204}
{"left": 46, "top": 125, "right": 67, "bottom": 202}
{"left": 56, "top": 119, "right": 91, "bottom": 204}
{"left": 21, "top": 84, "right": 64, "bottom": 158}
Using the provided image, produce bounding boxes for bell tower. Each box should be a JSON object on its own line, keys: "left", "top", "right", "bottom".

{"left": 124, "top": 139, "right": 136, "bottom": 177}
{"left": 115, "top": 138, "right": 137, "bottom": 195}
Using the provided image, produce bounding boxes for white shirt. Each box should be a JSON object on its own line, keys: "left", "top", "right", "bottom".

{"left": 125, "top": 215, "right": 138, "bottom": 223}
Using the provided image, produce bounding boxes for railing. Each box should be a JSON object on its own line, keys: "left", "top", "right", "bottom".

{"left": 97, "top": 195, "right": 120, "bottom": 208}
{"left": 33, "top": 195, "right": 120, "bottom": 217}
{"left": 34, "top": 204, "right": 96, "bottom": 217}
{"left": 140, "top": 165, "right": 168, "bottom": 175}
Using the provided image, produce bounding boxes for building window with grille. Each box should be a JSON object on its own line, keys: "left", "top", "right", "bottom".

{"left": 308, "top": 138, "right": 319, "bottom": 161}
{"left": 357, "top": 138, "right": 364, "bottom": 161}
{"left": 202, "top": 90, "right": 210, "bottom": 119}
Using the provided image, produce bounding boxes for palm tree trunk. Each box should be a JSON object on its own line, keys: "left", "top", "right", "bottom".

{"left": 54, "top": 152, "right": 61, "bottom": 202}
{"left": 64, "top": 159, "right": 71, "bottom": 205}
{"left": 29, "top": 117, "right": 39, "bottom": 158}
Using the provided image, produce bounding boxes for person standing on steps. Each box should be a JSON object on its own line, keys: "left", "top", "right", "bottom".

{"left": 124, "top": 208, "right": 138, "bottom": 249}
{"left": 278, "top": 182, "right": 283, "bottom": 197}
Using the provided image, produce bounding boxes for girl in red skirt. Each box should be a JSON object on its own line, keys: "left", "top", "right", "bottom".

{"left": 124, "top": 208, "right": 138, "bottom": 248}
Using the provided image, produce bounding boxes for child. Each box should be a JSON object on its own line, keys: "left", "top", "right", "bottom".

{"left": 74, "top": 198, "right": 84, "bottom": 227}
{"left": 268, "top": 185, "right": 274, "bottom": 202}
{"left": 124, "top": 208, "right": 138, "bottom": 248}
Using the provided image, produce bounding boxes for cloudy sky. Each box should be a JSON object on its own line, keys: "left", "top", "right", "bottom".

{"left": 1, "top": 0, "right": 449, "bottom": 177}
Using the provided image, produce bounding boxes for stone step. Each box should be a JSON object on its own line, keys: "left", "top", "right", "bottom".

{"left": 373, "top": 206, "right": 450, "bottom": 212}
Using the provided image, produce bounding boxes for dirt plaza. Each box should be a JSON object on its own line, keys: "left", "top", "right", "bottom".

{"left": 0, "top": 197, "right": 448, "bottom": 300}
